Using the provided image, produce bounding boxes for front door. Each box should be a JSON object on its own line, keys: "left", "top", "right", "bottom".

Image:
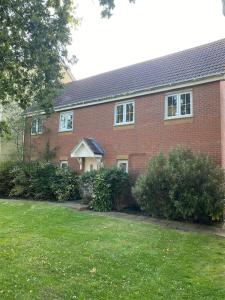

{"left": 84, "top": 157, "right": 98, "bottom": 172}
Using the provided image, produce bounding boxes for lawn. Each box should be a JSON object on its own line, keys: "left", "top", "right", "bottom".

{"left": 0, "top": 200, "right": 225, "bottom": 300}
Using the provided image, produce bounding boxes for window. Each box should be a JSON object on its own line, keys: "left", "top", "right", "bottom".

{"left": 165, "top": 91, "right": 192, "bottom": 119}
{"left": 59, "top": 111, "right": 73, "bottom": 132}
{"left": 114, "top": 101, "right": 135, "bottom": 125}
{"left": 31, "top": 117, "right": 43, "bottom": 135}
{"left": 117, "top": 160, "right": 128, "bottom": 173}
{"left": 60, "top": 160, "right": 68, "bottom": 168}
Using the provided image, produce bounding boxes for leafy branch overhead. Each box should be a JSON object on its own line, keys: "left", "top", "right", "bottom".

{"left": 99, "top": 0, "right": 136, "bottom": 18}
{"left": 0, "top": 0, "right": 79, "bottom": 113}
{"left": 0, "top": 0, "right": 135, "bottom": 115}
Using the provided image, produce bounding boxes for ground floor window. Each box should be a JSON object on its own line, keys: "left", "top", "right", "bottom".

{"left": 60, "top": 160, "right": 68, "bottom": 168}
{"left": 117, "top": 159, "right": 128, "bottom": 173}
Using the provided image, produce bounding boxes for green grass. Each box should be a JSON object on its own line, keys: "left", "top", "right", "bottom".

{"left": 0, "top": 200, "right": 225, "bottom": 300}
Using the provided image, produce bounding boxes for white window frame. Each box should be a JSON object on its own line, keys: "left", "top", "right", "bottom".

{"left": 165, "top": 91, "right": 193, "bottom": 120}
{"left": 60, "top": 160, "right": 69, "bottom": 168}
{"left": 114, "top": 101, "right": 135, "bottom": 126}
{"left": 59, "top": 111, "right": 73, "bottom": 132}
{"left": 31, "top": 117, "right": 43, "bottom": 135}
{"left": 117, "top": 159, "right": 129, "bottom": 173}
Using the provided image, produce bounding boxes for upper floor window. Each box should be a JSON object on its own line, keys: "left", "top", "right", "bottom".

{"left": 165, "top": 91, "right": 192, "bottom": 119}
{"left": 31, "top": 116, "right": 43, "bottom": 135}
{"left": 59, "top": 111, "right": 73, "bottom": 132}
{"left": 114, "top": 101, "right": 135, "bottom": 125}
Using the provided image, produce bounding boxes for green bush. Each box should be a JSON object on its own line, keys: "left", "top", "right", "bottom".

{"left": 51, "top": 168, "right": 80, "bottom": 202}
{"left": 79, "top": 170, "right": 97, "bottom": 204}
{"left": 0, "top": 161, "right": 80, "bottom": 202}
{"left": 133, "top": 148, "right": 225, "bottom": 223}
{"left": 9, "top": 162, "right": 34, "bottom": 198}
{"left": 0, "top": 161, "right": 17, "bottom": 197}
{"left": 91, "top": 168, "right": 131, "bottom": 212}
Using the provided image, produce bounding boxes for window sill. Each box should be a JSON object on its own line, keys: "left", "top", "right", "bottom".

{"left": 113, "top": 123, "right": 135, "bottom": 130}
{"left": 164, "top": 115, "right": 193, "bottom": 121}
{"left": 164, "top": 116, "right": 193, "bottom": 126}
{"left": 31, "top": 133, "right": 42, "bottom": 136}
{"left": 114, "top": 122, "right": 135, "bottom": 126}
{"left": 58, "top": 129, "right": 73, "bottom": 133}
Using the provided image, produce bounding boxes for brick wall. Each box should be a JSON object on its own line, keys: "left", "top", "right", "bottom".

{"left": 24, "top": 81, "right": 222, "bottom": 175}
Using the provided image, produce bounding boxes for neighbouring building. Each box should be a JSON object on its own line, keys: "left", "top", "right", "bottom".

{"left": 24, "top": 39, "right": 225, "bottom": 176}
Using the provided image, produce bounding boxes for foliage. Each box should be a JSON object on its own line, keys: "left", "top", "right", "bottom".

{"left": 79, "top": 170, "right": 98, "bottom": 204}
{"left": 99, "top": 0, "right": 136, "bottom": 18}
{"left": 0, "top": 103, "right": 25, "bottom": 161}
{"left": 0, "top": 161, "right": 16, "bottom": 197}
{"left": 51, "top": 168, "right": 80, "bottom": 202}
{"left": 9, "top": 162, "right": 34, "bottom": 198}
{"left": 133, "top": 148, "right": 225, "bottom": 223}
{"left": 0, "top": 0, "right": 78, "bottom": 117}
{"left": 133, "top": 154, "right": 172, "bottom": 218}
{"left": 0, "top": 120, "right": 11, "bottom": 138}
{"left": 91, "top": 168, "right": 131, "bottom": 211}
{"left": 0, "top": 161, "right": 80, "bottom": 201}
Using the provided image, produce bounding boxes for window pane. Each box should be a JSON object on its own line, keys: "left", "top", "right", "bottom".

{"left": 116, "top": 105, "right": 123, "bottom": 123}
{"left": 67, "top": 114, "right": 73, "bottom": 129}
{"left": 37, "top": 118, "right": 43, "bottom": 133}
{"left": 31, "top": 119, "right": 37, "bottom": 134}
{"left": 60, "top": 112, "right": 73, "bottom": 130}
{"left": 60, "top": 115, "right": 66, "bottom": 130}
{"left": 117, "top": 160, "right": 128, "bottom": 172}
{"left": 180, "top": 93, "right": 191, "bottom": 115}
{"left": 167, "top": 95, "right": 177, "bottom": 117}
{"left": 126, "top": 103, "right": 134, "bottom": 122}
{"left": 119, "top": 163, "right": 127, "bottom": 172}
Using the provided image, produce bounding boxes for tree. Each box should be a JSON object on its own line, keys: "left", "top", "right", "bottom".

{"left": 99, "top": 0, "right": 136, "bottom": 18}
{"left": 0, "top": 0, "right": 135, "bottom": 137}
{"left": 0, "top": 0, "right": 78, "bottom": 114}
{"left": 0, "top": 103, "right": 25, "bottom": 161}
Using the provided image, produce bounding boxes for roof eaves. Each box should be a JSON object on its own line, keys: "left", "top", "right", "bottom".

{"left": 54, "top": 72, "right": 225, "bottom": 111}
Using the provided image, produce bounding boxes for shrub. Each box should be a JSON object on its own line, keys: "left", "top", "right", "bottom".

{"left": 0, "top": 161, "right": 80, "bottom": 202}
{"left": 0, "top": 161, "right": 16, "bottom": 197}
{"left": 79, "top": 170, "right": 97, "bottom": 204}
{"left": 133, "top": 148, "right": 225, "bottom": 223}
{"left": 29, "top": 162, "right": 57, "bottom": 200}
{"left": 91, "top": 168, "right": 131, "bottom": 212}
{"left": 133, "top": 154, "right": 172, "bottom": 218}
{"left": 51, "top": 168, "right": 80, "bottom": 202}
{"left": 9, "top": 162, "right": 34, "bottom": 198}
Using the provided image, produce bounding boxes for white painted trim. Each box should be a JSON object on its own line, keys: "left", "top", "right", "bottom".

{"left": 26, "top": 74, "right": 225, "bottom": 116}
{"left": 114, "top": 100, "right": 135, "bottom": 126}
{"left": 71, "top": 139, "right": 103, "bottom": 158}
{"left": 60, "top": 160, "right": 69, "bottom": 168}
{"left": 164, "top": 91, "right": 193, "bottom": 120}
{"left": 59, "top": 111, "right": 73, "bottom": 132}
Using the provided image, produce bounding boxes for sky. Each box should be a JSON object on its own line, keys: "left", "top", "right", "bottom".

{"left": 69, "top": 0, "right": 225, "bottom": 79}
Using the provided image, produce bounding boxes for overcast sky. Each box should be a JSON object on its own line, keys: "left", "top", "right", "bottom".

{"left": 69, "top": 0, "right": 225, "bottom": 79}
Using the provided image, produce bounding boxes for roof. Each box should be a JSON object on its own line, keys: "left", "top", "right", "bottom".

{"left": 54, "top": 39, "right": 225, "bottom": 109}
{"left": 83, "top": 138, "right": 105, "bottom": 156}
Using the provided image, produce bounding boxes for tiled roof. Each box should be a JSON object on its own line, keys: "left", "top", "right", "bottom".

{"left": 84, "top": 138, "right": 105, "bottom": 156}
{"left": 55, "top": 39, "right": 225, "bottom": 109}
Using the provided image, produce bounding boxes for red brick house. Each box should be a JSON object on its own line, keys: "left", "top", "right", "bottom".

{"left": 24, "top": 39, "right": 225, "bottom": 176}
